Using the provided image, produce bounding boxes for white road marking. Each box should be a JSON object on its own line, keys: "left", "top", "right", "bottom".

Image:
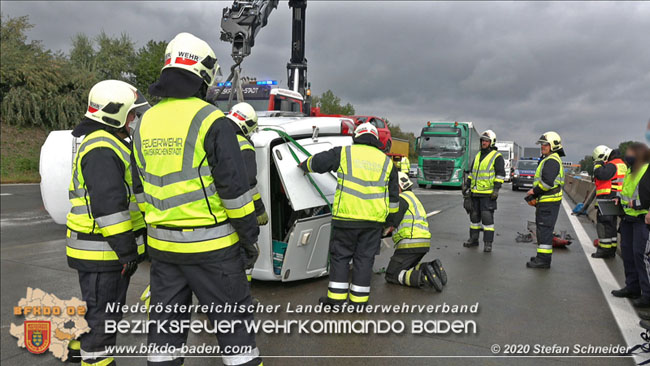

{"left": 561, "top": 199, "right": 646, "bottom": 362}
{"left": 0, "top": 193, "right": 12, "bottom": 196}
{"left": 427, "top": 210, "right": 441, "bottom": 217}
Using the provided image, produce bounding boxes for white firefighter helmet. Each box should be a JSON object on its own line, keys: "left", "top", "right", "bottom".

{"left": 226, "top": 102, "right": 258, "bottom": 137}
{"left": 480, "top": 130, "right": 497, "bottom": 147}
{"left": 592, "top": 145, "right": 612, "bottom": 162}
{"left": 84, "top": 80, "right": 146, "bottom": 129}
{"left": 354, "top": 122, "right": 379, "bottom": 140}
{"left": 162, "top": 32, "right": 221, "bottom": 87}
{"left": 537, "top": 131, "right": 563, "bottom": 151}
{"left": 398, "top": 171, "right": 413, "bottom": 191}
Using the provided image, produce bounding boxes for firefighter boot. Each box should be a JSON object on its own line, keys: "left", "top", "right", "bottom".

{"left": 421, "top": 263, "right": 443, "bottom": 292}
{"left": 483, "top": 242, "right": 492, "bottom": 253}
{"left": 67, "top": 340, "right": 81, "bottom": 363}
{"left": 430, "top": 259, "right": 447, "bottom": 286}
{"left": 591, "top": 246, "right": 615, "bottom": 259}
{"left": 463, "top": 227, "right": 480, "bottom": 248}
{"left": 526, "top": 256, "right": 551, "bottom": 269}
{"left": 463, "top": 239, "right": 479, "bottom": 248}
{"left": 319, "top": 296, "right": 345, "bottom": 310}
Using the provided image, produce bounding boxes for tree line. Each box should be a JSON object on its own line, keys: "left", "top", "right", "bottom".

{"left": 1, "top": 14, "right": 165, "bottom": 130}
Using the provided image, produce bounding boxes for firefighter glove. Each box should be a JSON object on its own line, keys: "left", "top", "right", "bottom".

{"left": 257, "top": 211, "right": 269, "bottom": 226}
{"left": 121, "top": 261, "right": 138, "bottom": 278}
{"left": 242, "top": 242, "right": 259, "bottom": 270}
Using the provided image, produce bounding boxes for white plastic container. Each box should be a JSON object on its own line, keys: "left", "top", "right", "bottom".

{"left": 39, "top": 130, "right": 80, "bottom": 224}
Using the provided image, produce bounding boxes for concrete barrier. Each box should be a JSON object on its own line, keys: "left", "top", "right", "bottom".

{"left": 563, "top": 175, "right": 597, "bottom": 223}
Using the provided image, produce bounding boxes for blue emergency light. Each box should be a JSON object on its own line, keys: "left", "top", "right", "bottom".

{"left": 256, "top": 80, "right": 277, "bottom": 85}
{"left": 217, "top": 81, "right": 233, "bottom": 87}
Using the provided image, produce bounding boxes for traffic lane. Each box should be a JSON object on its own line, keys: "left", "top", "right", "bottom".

{"left": 249, "top": 187, "right": 630, "bottom": 365}
{"left": 0, "top": 237, "right": 152, "bottom": 365}
{"left": 0, "top": 184, "right": 65, "bottom": 248}
{"left": 0, "top": 185, "right": 634, "bottom": 366}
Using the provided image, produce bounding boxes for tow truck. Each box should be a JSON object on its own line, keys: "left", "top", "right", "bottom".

{"left": 40, "top": 0, "right": 362, "bottom": 281}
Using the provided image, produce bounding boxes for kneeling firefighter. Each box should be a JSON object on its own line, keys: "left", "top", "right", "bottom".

{"left": 132, "top": 32, "right": 262, "bottom": 366}
{"left": 591, "top": 145, "right": 627, "bottom": 258}
{"left": 463, "top": 130, "right": 505, "bottom": 252}
{"left": 299, "top": 123, "right": 400, "bottom": 307}
{"left": 525, "top": 131, "right": 565, "bottom": 269}
{"left": 385, "top": 172, "right": 447, "bottom": 290}
{"left": 66, "top": 80, "right": 149, "bottom": 365}
{"left": 226, "top": 102, "right": 269, "bottom": 286}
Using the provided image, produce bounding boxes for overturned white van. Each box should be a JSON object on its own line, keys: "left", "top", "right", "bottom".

{"left": 40, "top": 115, "right": 356, "bottom": 281}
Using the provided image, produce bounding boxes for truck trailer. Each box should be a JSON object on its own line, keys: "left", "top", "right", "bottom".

{"left": 494, "top": 141, "right": 521, "bottom": 182}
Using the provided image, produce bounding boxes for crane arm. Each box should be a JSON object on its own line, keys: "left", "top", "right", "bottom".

{"left": 220, "top": 0, "right": 279, "bottom": 63}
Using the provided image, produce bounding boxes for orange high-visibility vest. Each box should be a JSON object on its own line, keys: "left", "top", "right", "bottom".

{"left": 595, "top": 158, "right": 627, "bottom": 196}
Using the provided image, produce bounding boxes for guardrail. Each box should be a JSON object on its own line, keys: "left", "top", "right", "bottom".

{"left": 563, "top": 175, "right": 597, "bottom": 223}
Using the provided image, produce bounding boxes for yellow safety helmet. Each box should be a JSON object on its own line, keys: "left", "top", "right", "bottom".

{"left": 537, "top": 131, "right": 562, "bottom": 152}
{"left": 162, "top": 32, "right": 221, "bottom": 87}
{"left": 84, "top": 80, "right": 147, "bottom": 129}
{"left": 354, "top": 122, "right": 379, "bottom": 140}
{"left": 592, "top": 145, "right": 612, "bottom": 162}
{"left": 227, "top": 102, "right": 258, "bottom": 137}
{"left": 480, "top": 130, "right": 497, "bottom": 147}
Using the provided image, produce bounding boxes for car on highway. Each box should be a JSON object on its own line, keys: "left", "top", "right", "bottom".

{"left": 511, "top": 159, "right": 538, "bottom": 191}
{"left": 352, "top": 116, "right": 392, "bottom": 152}
{"left": 409, "top": 163, "right": 418, "bottom": 177}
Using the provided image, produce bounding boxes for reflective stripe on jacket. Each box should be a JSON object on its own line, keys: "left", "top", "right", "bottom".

{"left": 392, "top": 191, "right": 431, "bottom": 250}
{"left": 332, "top": 145, "right": 394, "bottom": 222}
{"left": 620, "top": 163, "right": 649, "bottom": 217}
{"left": 595, "top": 158, "right": 627, "bottom": 196}
{"left": 66, "top": 129, "right": 144, "bottom": 265}
{"left": 133, "top": 97, "right": 246, "bottom": 256}
{"left": 469, "top": 150, "right": 504, "bottom": 194}
{"left": 534, "top": 152, "right": 565, "bottom": 203}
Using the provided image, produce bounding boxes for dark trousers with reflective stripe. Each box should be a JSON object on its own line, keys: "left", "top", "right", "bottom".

{"left": 385, "top": 250, "right": 427, "bottom": 288}
{"left": 469, "top": 196, "right": 496, "bottom": 243}
{"left": 619, "top": 217, "right": 650, "bottom": 297}
{"left": 596, "top": 210, "right": 618, "bottom": 248}
{"left": 78, "top": 270, "right": 129, "bottom": 365}
{"left": 535, "top": 202, "right": 560, "bottom": 263}
{"left": 328, "top": 227, "right": 382, "bottom": 303}
{"left": 147, "top": 254, "right": 260, "bottom": 366}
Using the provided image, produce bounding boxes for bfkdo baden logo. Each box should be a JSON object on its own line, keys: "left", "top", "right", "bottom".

{"left": 11, "top": 288, "right": 90, "bottom": 361}
{"left": 24, "top": 320, "right": 51, "bottom": 354}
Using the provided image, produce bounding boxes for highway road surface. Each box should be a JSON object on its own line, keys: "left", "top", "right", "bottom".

{"left": 1, "top": 183, "right": 647, "bottom": 365}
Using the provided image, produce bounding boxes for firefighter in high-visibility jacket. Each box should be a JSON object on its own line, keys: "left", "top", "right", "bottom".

{"left": 462, "top": 130, "right": 505, "bottom": 253}
{"left": 132, "top": 33, "right": 262, "bottom": 366}
{"left": 525, "top": 131, "right": 565, "bottom": 269}
{"left": 591, "top": 145, "right": 627, "bottom": 258}
{"left": 611, "top": 142, "right": 650, "bottom": 306}
{"left": 384, "top": 172, "right": 447, "bottom": 290}
{"left": 399, "top": 156, "right": 410, "bottom": 173}
{"left": 299, "top": 123, "right": 399, "bottom": 308}
{"left": 225, "top": 102, "right": 268, "bottom": 285}
{"left": 66, "top": 80, "right": 149, "bottom": 366}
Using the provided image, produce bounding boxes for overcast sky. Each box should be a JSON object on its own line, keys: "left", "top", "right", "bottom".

{"left": 3, "top": 1, "right": 649, "bottom": 161}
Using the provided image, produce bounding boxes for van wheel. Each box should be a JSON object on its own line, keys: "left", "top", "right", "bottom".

{"left": 418, "top": 184, "right": 426, "bottom": 189}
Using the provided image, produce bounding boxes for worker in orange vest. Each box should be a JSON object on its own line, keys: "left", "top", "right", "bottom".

{"left": 591, "top": 145, "right": 627, "bottom": 258}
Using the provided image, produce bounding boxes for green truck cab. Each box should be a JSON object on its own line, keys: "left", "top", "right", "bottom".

{"left": 416, "top": 121, "right": 480, "bottom": 188}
